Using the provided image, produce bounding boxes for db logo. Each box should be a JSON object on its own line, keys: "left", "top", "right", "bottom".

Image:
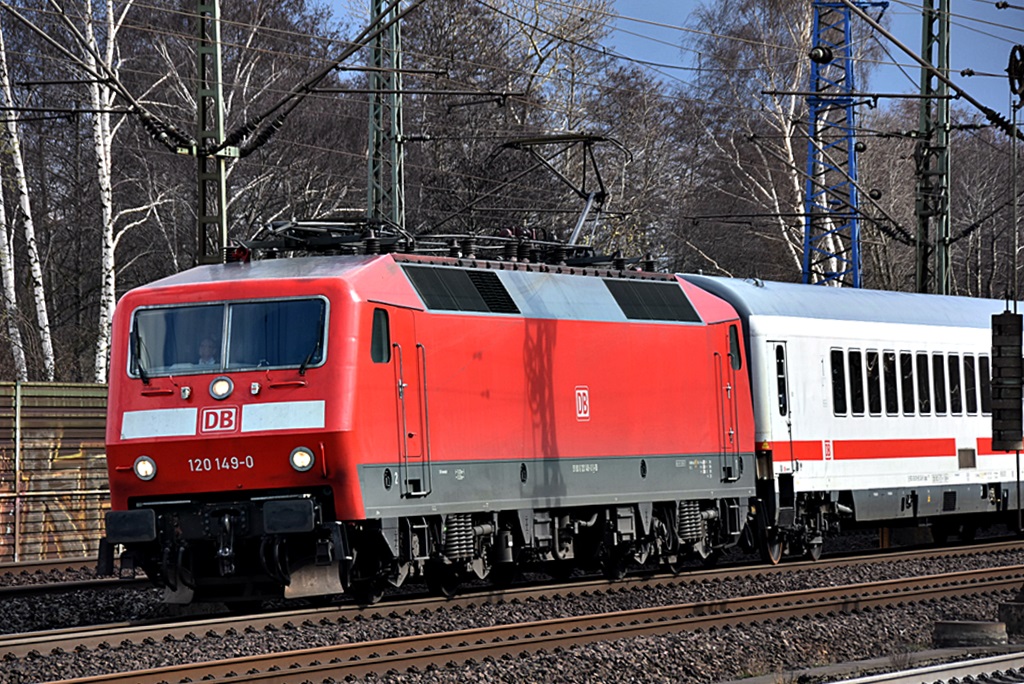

{"left": 575, "top": 386, "right": 590, "bottom": 422}
{"left": 200, "top": 406, "right": 239, "bottom": 433}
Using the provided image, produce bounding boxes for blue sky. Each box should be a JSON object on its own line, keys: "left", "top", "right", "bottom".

{"left": 328, "top": 1, "right": 1023, "bottom": 117}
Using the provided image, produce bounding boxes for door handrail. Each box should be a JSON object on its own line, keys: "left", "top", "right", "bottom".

{"left": 416, "top": 342, "right": 432, "bottom": 496}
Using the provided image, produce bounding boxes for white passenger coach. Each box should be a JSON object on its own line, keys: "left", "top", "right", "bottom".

{"left": 684, "top": 275, "right": 1017, "bottom": 556}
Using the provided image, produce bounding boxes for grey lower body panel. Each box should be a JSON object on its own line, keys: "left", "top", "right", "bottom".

{"left": 847, "top": 482, "right": 1015, "bottom": 522}
{"left": 357, "top": 453, "right": 756, "bottom": 518}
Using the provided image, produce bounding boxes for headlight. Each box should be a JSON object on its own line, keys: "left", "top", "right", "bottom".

{"left": 289, "top": 446, "right": 315, "bottom": 472}
{"left": 133, "top": 455, "right": 157, "bottom": 481}
{"left": 209, "top": 376, "right": 233, "bottom": 400}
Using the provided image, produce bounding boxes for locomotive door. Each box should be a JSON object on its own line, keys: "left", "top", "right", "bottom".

{"left": 714, "top": 324, "right": 742, "bottom": 482}
{"left": 389, "top": 308, "right": 431, "bottom": 497}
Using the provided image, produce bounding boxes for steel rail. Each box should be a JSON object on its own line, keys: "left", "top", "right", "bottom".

{"left": 0, "top": 558, "right": 96, "bottom": 577}
{"left": 4, "top": 540, "right": 1024, "bottom": 660}
{"left": 835, "top": 651, "right": 1024, "bottom": 684}
{"left": 0, "top": 576, "right": 150, "bottom": 600}
{"left": 37, "top": 565, "right": 1024, "bottom": 684}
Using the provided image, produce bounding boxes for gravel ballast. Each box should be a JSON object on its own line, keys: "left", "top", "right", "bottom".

{"left": 2, "top": 540, "right": 1023, "bottom": 683}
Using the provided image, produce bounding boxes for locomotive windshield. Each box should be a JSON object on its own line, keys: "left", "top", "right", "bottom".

{"left": 130, "top": 298, "right": 327, "bottom": 377}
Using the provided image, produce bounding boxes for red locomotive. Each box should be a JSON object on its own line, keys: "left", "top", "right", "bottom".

{"left": 103, "top": 253, "right": 756, "bottom": 603}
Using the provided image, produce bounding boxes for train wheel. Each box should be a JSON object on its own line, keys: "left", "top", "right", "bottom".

{"left": 545, "top": 560, "right": 575, "bottom": 582}
{"left": 224, "top": 600, "right": 263, "bottom": 614}
{"left": 760, "top": 532, "right": 783, "bottom": 565}
{"left": 701, "top": 549, "right": 721, "bottom": 568}
{"left": 489, "top": 563, "right": 520, "bottom": 587}
{"left": 427, "top": 564, "right": 462, "bottom": 598}
{"left": 348, "top": 579, "right": 386, "bottom": 605}
{"left": 602, "top": 549, "right": 629, "bottom": 581}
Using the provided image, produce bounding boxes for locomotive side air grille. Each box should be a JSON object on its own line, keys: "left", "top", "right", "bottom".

{"left": 466, "top": 271, "right": 520, "bottom": 313}
{"left": 404, "top": 266, "right": 520, "bottom": 314}
{"left": 443, "top": 513, "right": 474, "bottom": 560}
{"left": 604, "top": 279, "right": 701, "bottom": 322}
{"left": 677, "top": 500, "right": 703, "bottom": 541}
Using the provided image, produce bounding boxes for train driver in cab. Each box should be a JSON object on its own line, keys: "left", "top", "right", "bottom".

{"left": 197, "top": 337, "right": 218, "bottom": 366}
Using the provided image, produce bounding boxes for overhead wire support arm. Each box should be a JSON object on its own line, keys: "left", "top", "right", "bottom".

{"left": 0, "top": 1, "right": 194, "bottom": 152}
{"left": 839, "top": 0, "right": 1024, "bottom": 141}
{"left": 218, "top": 0, "right": 425, "bottom": 158}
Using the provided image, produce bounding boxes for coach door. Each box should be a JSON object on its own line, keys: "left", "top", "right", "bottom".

{"left": 714, "top": 324, "right": 742, "bottom": 482}
{"left": 768, "top": 341, "right": 795, "bottom": 467}
{"left": 389, "top": 308, "right": 431, "bottom": 497}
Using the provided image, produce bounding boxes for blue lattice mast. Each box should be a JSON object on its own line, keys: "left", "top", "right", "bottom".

{"left": 803, "top": 2, "right": 887, "bottom": 287}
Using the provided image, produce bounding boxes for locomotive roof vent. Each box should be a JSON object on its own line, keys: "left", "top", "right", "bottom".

{"left": 403, "top": 265, "right": 520, "bottom": 314}
{"left": 604, "top": 279, "right": 701, "bottom": 322}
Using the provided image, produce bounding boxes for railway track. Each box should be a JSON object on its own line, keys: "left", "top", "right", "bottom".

{"left": 4, "top": 539, "right": 1023, "bottom": 660}
{"left": 38, "top": 563, "right": 1024, "bottom": 684}
{"left": 0, "top": 558, "right": 97, "bottom": 579}
{"left": 0, "top": 557, "right": 147, "bottom": 599}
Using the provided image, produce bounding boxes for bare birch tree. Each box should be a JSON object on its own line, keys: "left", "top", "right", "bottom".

{"left": 0, "top": 12, "right": 52, "bottom": 380}
{"left": 0, "top": 19, "right": 27, "bottom": 381}
{"left": 682, "top": 0, "right": 814, "bottom": 279}
{"left": 36, "top": 0, "right": 179, "bottom": 382}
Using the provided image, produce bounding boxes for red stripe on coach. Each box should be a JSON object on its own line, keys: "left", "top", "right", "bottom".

{"left": 770, "top": 438, "right": 956, "bottom": 461}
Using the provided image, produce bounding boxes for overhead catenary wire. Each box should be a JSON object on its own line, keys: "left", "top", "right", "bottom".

{"left": 2, "top": 0, "right": 1015, "bottom": 245}
{"left": 839, "top": 0, "right": 1024, "bottom": 140}
{"left": 0, "top": 1, "right": 195, "bottom": 151}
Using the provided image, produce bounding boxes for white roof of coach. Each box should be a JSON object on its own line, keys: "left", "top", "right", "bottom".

{"left": 681, "top": 275, "right": 1012, "bottom": 329}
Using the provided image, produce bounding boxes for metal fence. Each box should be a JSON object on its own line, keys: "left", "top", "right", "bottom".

{"left": 0, "top": 383, "right": 108, "bottom": 563}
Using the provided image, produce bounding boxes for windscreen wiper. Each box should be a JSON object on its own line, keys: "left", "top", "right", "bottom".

{"left": 299, "top": 306, "right": 326, "bottom": 376}
{"left": 133, "top": 327, "right": 150, "bottom": 385}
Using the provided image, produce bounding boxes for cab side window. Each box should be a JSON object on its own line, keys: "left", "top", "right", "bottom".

{"left": 729, "top": 325, "right": 742, "bottom": 371}
{"left": 371, "top": 309, "right": 391, "bottom": 363}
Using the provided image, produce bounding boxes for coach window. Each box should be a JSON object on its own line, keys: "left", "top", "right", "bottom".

{"left": 849, "top": 350, "right": 865, "bottom": 415}
{"left": 371, "top": 308, "right": 391, "bottom": 363}
{"left": 916, "top": 353, "right": 931, "bottom": 414}
{"left": 900, "top": 352, "right": 915, "bottom": 415}
{"left": 932, "top": 353, "right": 947, "bottom": 414}
{"left": 948, "top": 354, "right": 963, "bottom": 414}
{"left": 964, "top": 355, "right": 978, "bottom": 414}
{"left": 974, "top": 356, "right": 991, "bottom": 413}
{"left": 830, "top": 349, "right": 847, "bottom": 415}
{"left": 866, "top": 351, "right": 881, "bottom": 415}
{"left": 883, "top": 352, "right": 898, "bottom": 415}
{"left": 980, "top": 356, "right": 992, "bottom": 414}
{"left": 775, "top": 345, "right": 788, "bottom": 416}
